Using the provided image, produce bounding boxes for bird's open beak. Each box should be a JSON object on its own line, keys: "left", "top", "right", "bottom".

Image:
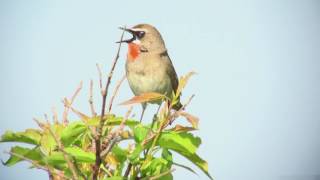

{"left": 116, "top": 27, "right": 136, "bottom": 43}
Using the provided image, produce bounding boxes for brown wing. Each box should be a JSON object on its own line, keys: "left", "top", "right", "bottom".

{"left": 161, "top": 51, "right": 183, "bottom": 110}
{"left": 161, "top": 51, "right": 179, "bottom": 93}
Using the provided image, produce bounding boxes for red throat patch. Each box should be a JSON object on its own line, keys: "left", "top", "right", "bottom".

{"left": 127, "top": 43, "right": 140, "bottom": 62}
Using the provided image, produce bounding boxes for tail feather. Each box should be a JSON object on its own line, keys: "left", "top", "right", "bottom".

{"left": 172, "top": 101, "right": 183, "bottom": 110}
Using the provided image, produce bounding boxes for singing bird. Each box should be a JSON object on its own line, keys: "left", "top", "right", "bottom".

{"left": 118, "top": 24, "right": 182, "bottom": 121}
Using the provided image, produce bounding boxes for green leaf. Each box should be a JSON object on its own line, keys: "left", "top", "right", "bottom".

{"left": 141, "top": 158, "right": 172, "bottom": 180}
{"left": 105, "top": 177, "right": 123, "bottom": 180}
{"left": 112, "top": 145, "right": 127, "bottom": 163}
{"left": 87, "top": 116, "right": 139, "bottom": 128}
{"left": 158, "top": 132, "right": 213, "bottom": 179}
{"left": 128, "top": 144, "right": 143, "bottom": 164}
{"left": 45, "top": 147, "right": 95, "bottom": 166}
{"left": 3, "top": 146, "right": 43, "bottom": 166}
{"left": 133, "top": 124, "right": 149, "bottom": 143}
{"left": 40, "top": 124, "right": 65, "bottom": 155}
{"left": 64, "top": 147, "right": 95, "bottom": 163}
{"left": 0, "top": 129, "right": 42, "bottom": 145}
{"left": 178, "top": 152, "right": 213, "bottom": 180}
{"left": 61, "top": 122, "right": 87, "bottom": 146}
{"left": 40, "top": 131, "right": 56, "bottom": 155}
{"left": 158, "top": 132, "right": 201, "bottom": 155}
{"left": 45, "top": 152, "right": 65, "bottom": 165}
{"left": 162, "top": 148, "right": 173, "bottom": 168}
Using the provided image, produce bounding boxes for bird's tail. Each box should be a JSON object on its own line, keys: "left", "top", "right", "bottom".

{"left": 172, "top": 101, "right": 183, "bottom": 111}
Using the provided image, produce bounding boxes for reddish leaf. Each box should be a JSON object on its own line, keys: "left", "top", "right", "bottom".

{"left": 169, "top": 125, "right": 196, "bottom": 133}
{"left": 179, "top": 111, "right": 199, "bottom": 129}
{"left": 176, "top": 72, "right": 196, "bottom": 96}
{"left": 119, "top": 92, "right": 165, "bottom": 106}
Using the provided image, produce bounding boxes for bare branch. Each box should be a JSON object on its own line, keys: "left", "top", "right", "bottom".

{"left": 100, "top": 106, "right": 133, "bottom": 157}
{"left": 180, "top": 94, "right": 195, "bottom": 111}
{"left": 63, "top": 98, "right": 89, "bottom": 122}
{"left": 51, "top": 107, "right": 59, "bottom": 124}
{"left": 62, "top": 81, "right": 83, "bottom": 125}
{"left": 89, "top": 79, "right": 98, "bottom": 153}
{"left": 96, "top": 63, "right": 103, "bottom": 95}
{"left": 44, "top": 113, "right": 49, "bottom": 122}
{"left": 167, "top": 94, "right": 195, "bottom": 126}
{"left": 108, "top": 75, "right": 126, "bottom": 113}
{"left": 93, "top": 27, "right": 126, "bottom": 180}
{"left": 33, "top": 118, "right": 47, "bottom": 129}
{"left": 89, "top": 79, "right": 97, "bottom": 117}
{"left": 124, "top": 163, "right": 132, "bottom": 178}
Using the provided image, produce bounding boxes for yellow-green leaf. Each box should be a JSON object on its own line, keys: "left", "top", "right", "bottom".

{"left": 133, "top": 124, "right": 149, "bottom": 143}
{"left": 158, "top": 132, "right": 201, "bottom": 155}
{"left": 0, "top": 129, "right": 42, "bottom": 145}
{"left": 61, "top": 122, "right": 87, "bottom": 147}
{"left": 4, "top": 146, "right": 43, "bottom": 166}
{"left": 64, "top": 147, "right": 95, "bottom": 163}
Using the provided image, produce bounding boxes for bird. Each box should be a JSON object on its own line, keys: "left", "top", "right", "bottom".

{"left": 118, "top": 24, "right": 182, "bottom": 121}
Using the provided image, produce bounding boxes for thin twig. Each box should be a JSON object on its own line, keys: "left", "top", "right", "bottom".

{"left": 96, "top": 64, "right": 103, "bottom": 96}
{"left": 124, "top": 163, "right": 132, "bottom": 178}
{"left": 100, "top": 106, "right": 133, "bottom": 158}
{"left": 33, "top": 118, "right": 46, "bottom": 129}
{"left": 93, "top": 27, "right": 126, "bottom": 180}
{"left": 89, "top": 79, "right": 97, "bottom": 117}
{"left": 108, "top": 75, "right": 126, "bottom": 113}
{"left": 52, "top": 107, "right": 59, "bottom": 124}
{"left": 63, "top": 98, "right": 89, "bottom": 121}
{"left": 44, "top": 113, "right": 49, "bottom": 122}
{"left": 100, "top": 136, "right": 120, "bottom": 158}
{"left": 89, "top": 80, "right": 98, "bottom": 153}
{"left": 167, "top": 94, "right": 195, "bottom": 127}
{"left": 62, "top": 81, "right": 83, "bottom": 125}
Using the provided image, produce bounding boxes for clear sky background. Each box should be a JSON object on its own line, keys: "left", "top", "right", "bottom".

{"left": 1, "top": 0, "right": 320, "bottom": 180}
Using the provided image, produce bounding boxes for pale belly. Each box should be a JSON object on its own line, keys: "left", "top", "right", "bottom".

{"left": 126, "top": 71, "right": 172, "bottom": 97}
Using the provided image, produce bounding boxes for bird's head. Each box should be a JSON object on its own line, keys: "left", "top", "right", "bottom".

{"left": 117, "top": 24, "right": 166, "bottom": 61}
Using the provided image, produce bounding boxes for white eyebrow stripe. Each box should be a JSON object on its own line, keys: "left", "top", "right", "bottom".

{"left": 131, "top": 28, "right": 148, "bottom": 32}
{"left": 132, "top": 39, "right": 141, "bottom": 44}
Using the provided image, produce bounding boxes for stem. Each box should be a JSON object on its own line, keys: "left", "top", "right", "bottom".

{"left": 124, "top": 163, "right": 132, "bottom": 178}
{"left": 47, "top": 125, "right": 79, "bottom": 180}
{"left": 93, "top": 29, "right": 125, "bottom": 180}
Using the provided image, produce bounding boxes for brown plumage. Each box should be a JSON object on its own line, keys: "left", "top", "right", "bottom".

{"left": 119, "top": 24, "right": 182, "bottom": 121}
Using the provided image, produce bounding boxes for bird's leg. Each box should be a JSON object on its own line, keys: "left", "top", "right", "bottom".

{"left": 155, "top": 104, "right": 161, "bottom": 117}
{"left": 151, "top": 104, "right": 162, "bottom": 129}
{"left": 140, "top": 103, "right": 147, "bottom": 122}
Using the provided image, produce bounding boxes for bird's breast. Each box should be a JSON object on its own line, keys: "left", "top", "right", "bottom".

{"left": 125, "top": 56, "right": 172, "bottom": 96}
{"left": 127, "top": 43, "right": 140, "bottom": 62}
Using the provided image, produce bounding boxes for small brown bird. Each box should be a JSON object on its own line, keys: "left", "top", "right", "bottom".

{"left": 118, "top": 24, "right": 182, "bottom": 121}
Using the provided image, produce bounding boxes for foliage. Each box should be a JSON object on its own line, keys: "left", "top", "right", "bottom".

{"left": 0, "top": 31, "right": 213, "bottom": 179}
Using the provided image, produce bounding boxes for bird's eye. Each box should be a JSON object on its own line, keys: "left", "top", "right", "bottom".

{"left": 136, "top": 31, "right": 145, "bottom": 39}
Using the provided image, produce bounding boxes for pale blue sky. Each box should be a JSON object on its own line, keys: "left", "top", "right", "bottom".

{"left": 1, "top": 0, "right": 320, "bottom": 180}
